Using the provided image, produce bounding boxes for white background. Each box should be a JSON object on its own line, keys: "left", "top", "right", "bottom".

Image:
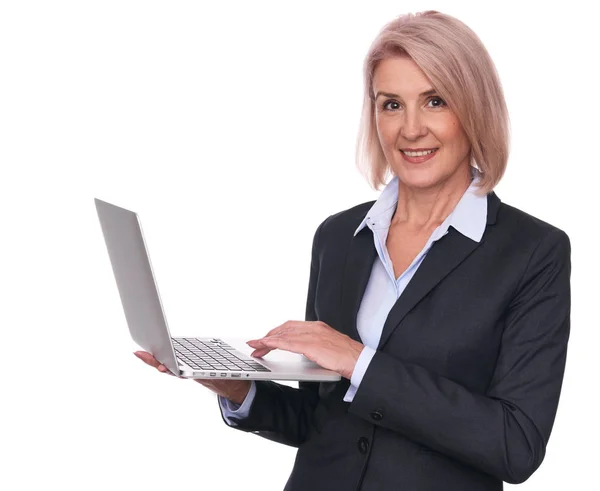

{"left": 1, "top": 1, "right": 598, "bottom": 489}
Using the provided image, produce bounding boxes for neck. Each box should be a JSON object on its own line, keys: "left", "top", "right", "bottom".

{"left": 392, "top": 165, "right": 473, "bottom": 230}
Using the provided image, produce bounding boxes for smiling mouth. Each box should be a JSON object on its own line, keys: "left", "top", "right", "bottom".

{"left": 400, "top": 148, "right": 439, "bottom": 157}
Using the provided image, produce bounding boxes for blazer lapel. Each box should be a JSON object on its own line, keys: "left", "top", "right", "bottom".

{"left": 338, "top": 191, "right": 501, "bottom": 349}
{"left": 377, "top": 228, "right": 480, "bottom": 349}
{"left": 339, "top": 226, "right": 377, "bottom": 343}
{"left": 377, "top": 191, "right": 501, "bottom": 350}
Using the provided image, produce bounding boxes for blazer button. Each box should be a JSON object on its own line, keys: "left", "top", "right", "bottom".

{"left": 357, "top": 437, "right": 370, "bottom": 454}
{"left": 370, "top": 410, "right": 383, "bottom": 421}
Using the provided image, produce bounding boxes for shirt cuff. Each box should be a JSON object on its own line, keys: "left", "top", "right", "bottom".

{"left": 343, "top": 346, "right": 376, "bottom": 403}
{"left": 218, "top": 381, "right": 257, "bottom": 426}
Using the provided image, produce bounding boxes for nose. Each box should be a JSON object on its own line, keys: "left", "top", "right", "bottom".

{"left": 400, "top": 107, "right": 427, "bottom": 141}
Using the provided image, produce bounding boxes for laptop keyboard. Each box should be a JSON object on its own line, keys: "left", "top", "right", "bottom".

{"left": 172, "top": 337, "right": 271, "bottom": 372}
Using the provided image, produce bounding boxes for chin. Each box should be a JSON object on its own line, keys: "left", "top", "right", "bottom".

{"left": 395, "top": 159, "right": 470, "bottom": 191}
{"left": 396, "top": 167, "right": 450, "bottom": 190}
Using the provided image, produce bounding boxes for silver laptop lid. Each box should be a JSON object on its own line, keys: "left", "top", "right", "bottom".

{"left": 94, "top": 198, "right": 179, "bottom": 375}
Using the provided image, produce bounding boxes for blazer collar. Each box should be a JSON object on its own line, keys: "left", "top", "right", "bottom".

{"left": 340, "top": 190, "right": 501, "bottom": 349}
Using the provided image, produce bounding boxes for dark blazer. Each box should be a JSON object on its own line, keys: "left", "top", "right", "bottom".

{"left": 225, "top": 192, "right": 571, "bottom": 491}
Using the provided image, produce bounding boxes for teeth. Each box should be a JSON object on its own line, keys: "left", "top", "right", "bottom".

{"left": 403, "top": 149, "right": 437, "bottom": 157}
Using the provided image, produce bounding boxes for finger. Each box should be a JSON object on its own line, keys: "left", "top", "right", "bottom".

{"left": 134, "top": 351, "right": 161, "bottom": 368}
{"left": 247, "top": 339, "right": 279, "bottom": 353}
{"left": 247, "top": 324, "right": 301, "bottom": 346}
{"left": 251, "top": 348, "right": 272, "bottom": 358}
{"left": 249, "top": 326, "right": 284, "bottom": 343}
{"left": 270, "top": 322, "right": 332, "bottom": 341}
{"left": 269, "top": 321, "right": 322, "bottom": 340}
{"left": 258, "top": 320, "right": 307, "bottom": 340}
{"left": 157, "top": 364, "right": 173, "bottom": 374}
{"left": 248, "top": 327, "right": 312, "bottom": 348}
{"left": 247, "top": 333, "right": 297, "bottom": 350}
{"left": 256, "top": 336, "right": 306, "bottom": 356}
{"left": 158, "top": 364, "right": 183, "bottom": 378}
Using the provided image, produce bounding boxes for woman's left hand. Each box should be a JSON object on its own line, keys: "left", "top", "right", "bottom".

{"left": 246, "top": 321, "right": 364, "bottom": 380}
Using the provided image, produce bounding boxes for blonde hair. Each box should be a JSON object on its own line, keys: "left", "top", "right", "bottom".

{"left": 356, "top": 11, "right": 510, "bottom": 195}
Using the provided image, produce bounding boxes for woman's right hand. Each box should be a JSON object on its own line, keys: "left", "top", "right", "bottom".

{"left": 134, "top": 351, "right": 252, "bottom": 405}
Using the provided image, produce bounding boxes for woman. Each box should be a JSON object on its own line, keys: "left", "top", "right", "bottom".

{"left": 136, "top": 10, "right": 570, "bottom": 490}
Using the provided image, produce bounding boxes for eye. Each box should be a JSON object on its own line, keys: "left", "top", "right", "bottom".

{"left": 427, "top": 96, "right": 446, "bottom": 108}
{"left": 382, "top": 100, "right": 400, "bottom": 111}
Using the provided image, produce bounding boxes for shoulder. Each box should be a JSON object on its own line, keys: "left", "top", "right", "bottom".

{"left": 313, "top": 200, "right": 375, "bottom": 244}
{"left": 491, "top": 198, "right": 571, "bottom": 277}
{"left": 496, "top": 199, "right": 570, "bottom": 246}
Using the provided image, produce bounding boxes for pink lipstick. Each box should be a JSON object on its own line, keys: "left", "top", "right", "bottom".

{"left": 401, "top": 148, "right": 439, "bottom": 164}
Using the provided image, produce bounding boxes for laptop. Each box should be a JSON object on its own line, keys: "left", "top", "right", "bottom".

{"left": 94, "top": 198, "right": 341, "bottom": 382}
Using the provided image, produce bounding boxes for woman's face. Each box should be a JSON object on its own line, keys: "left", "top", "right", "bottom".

{"left": 373, "top": 56, "right": 472, "bottom": 191}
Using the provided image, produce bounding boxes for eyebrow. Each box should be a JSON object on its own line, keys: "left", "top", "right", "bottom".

{"left": 373, "top": 89, "right": 438, "bottom": 100}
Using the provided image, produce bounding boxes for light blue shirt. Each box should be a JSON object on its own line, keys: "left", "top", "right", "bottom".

{"left": 219, "top": 169, "right": 487, "bottom": 424}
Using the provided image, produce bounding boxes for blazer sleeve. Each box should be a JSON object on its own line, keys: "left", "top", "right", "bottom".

{"left": 221, "top": 218, "right": 327, "bottom": 447}
{"left": 348, "top": 227, "right": 571, "bottom": 484}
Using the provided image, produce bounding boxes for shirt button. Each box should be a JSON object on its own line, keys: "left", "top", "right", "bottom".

{"left": 370, "top": 410, "right": 383, "bottom": 421}
{"left": 357, "top": 437, "right": 370, "bottom": 454}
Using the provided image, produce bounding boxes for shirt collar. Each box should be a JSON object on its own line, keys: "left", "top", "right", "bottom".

{"left": 354, "top": 167, "right": 488, "bottom": 243}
